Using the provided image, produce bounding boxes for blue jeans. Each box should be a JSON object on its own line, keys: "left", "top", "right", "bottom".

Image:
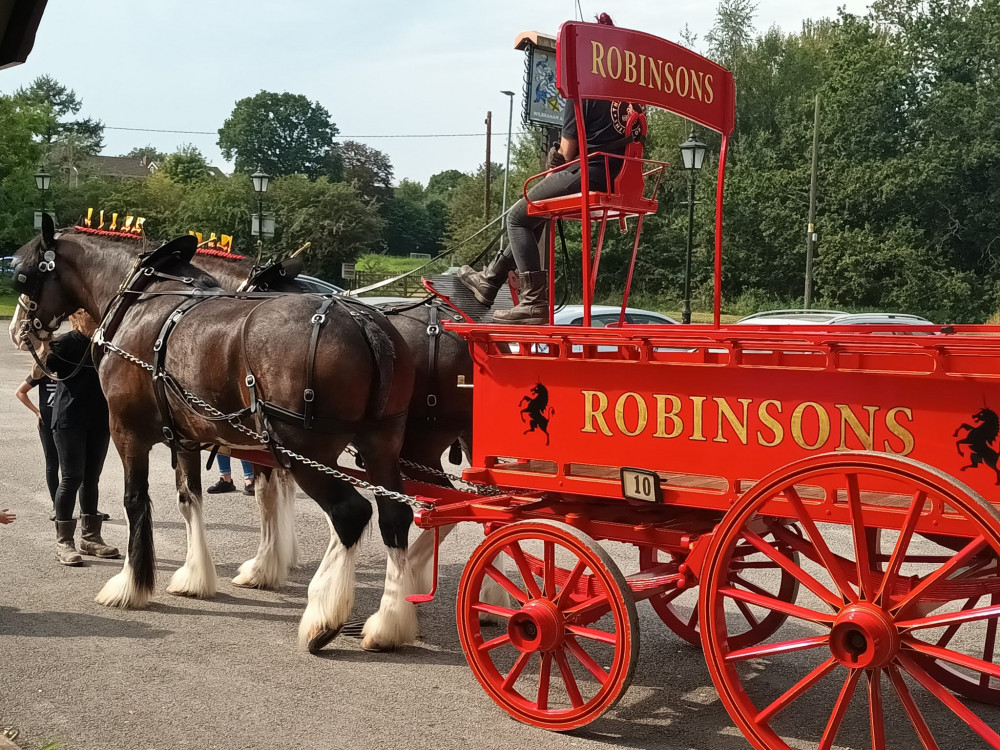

{"left": 217, "top": 454, "right": 254, "bottom": 479}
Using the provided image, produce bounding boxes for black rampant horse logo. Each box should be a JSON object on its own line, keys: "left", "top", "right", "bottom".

{"left": 520, "top": 383, "right": 555, "bottom": 445}
{"left": 954, "top": 407, "right": 1000, "bottom": 485}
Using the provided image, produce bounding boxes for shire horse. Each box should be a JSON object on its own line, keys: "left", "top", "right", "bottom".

{"left": 13, "top": 216, "right": 418, "bottom": 653}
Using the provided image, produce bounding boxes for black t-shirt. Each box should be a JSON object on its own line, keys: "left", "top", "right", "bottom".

{"left": 26, "top": 374, "right": 57, "bottom": 428}
{"left": 562, "top": 99, "right": 644, "bottom": 188}
{"left": 46, "top": 331, "right": 109, "bottom": 430}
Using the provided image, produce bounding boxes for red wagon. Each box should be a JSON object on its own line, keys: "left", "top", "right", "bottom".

{"left": 415, "top": 20, "right": 1000, "bottom": 749}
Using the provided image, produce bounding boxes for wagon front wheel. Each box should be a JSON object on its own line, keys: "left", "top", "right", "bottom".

{"left": 457, "top": 520, "right": 639, "bottom": 731}
{"left": 700, "top": 453, "right": 1000, "bottom": 750}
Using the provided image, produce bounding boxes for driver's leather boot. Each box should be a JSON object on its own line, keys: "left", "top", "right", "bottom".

{"left": 55, "top": 520, "right": 83, "bottom": 566}
{"left": 491, "top": 271, "right": 548, "bottom": 325}
{"left": 457, "top": 247, "right": 516, "bottom": 306}
{"left": 79, "top": 514, "right": 120, "bottom": 559}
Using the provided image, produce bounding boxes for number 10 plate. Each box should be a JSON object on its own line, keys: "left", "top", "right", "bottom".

{"left": 620, "top": 467, "right": 663, "bottom": 503}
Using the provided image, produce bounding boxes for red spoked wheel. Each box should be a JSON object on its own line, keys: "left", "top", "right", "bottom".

{"left": 640, "top": 530, "right": 800, "bottom": 650}
{"left": 456, "top": 520, "right": 639, "bottom": 731}
{"left": 700, "top": 452, "right": 1000, "bottom": 750}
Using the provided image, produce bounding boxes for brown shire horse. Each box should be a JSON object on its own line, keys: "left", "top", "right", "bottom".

{"left": 13, "top": 217, "right": 417, "bottom": 653}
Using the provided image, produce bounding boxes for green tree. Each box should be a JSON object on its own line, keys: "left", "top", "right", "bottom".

{"left": 0, "top": 94, "right": 43, "bottom": 251}
{"left": 340, "top": 140, "right": 394, "bottom": 200}
{"left": 160, "top": 144, "right": 211, "bottom": 184}
{"left": 218, "top": 91, "right": 340, "bottom": 179}
{"left": 121, "top": 144, "right": 167, "bottom": 163}
{"left": 14, "top": 74, "right": 104, "bottom": 157}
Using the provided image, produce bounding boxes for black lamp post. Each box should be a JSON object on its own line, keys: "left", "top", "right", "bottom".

{"left": 35, "top": 167, "right": 51, "bottom": 227}
{"left": 679, "top": 132, "right": 707, "bottom": 324}
{"left": 251, "top": 167, "right": 270, "bottom": 249}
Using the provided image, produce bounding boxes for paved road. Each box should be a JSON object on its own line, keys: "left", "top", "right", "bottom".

{"left": 0, "top": 345, "right": 997, "bottom": 750}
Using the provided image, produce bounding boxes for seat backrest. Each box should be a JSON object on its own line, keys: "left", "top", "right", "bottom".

{"left": 610, "top": 111, "right": 647, "bottom": 201}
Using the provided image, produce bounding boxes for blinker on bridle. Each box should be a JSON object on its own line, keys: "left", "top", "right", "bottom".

{"left": 13, "top": 244, "right": 59, "bottom": 333}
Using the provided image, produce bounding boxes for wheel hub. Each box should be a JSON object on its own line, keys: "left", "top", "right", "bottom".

{"left": 508, "top": 599, "right": 564, "bottom": 653}
{"left": 829, "top": 602, "right": 899, "bottom": 669}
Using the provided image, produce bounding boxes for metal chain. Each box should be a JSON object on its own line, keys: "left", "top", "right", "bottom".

{"left": 101, "top": 341, "right": 434, "bottom": 511}
{"left": 341, "top": 444, "right": 502, "bottom": 496}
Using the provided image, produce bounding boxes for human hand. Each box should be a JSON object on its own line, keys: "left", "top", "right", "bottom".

{"left": 0, "top": 509, "right": 16, "bottom": 524}
{"left": 546, "top": 144, "right": 566, "bottom": 170}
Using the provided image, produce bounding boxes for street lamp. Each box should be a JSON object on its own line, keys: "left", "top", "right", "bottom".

{"left": 679, "top": 132, "right": 707, "bottom": 324}
{"left": 500, "top": 90, "right": 515, "bottom": 250}
{"left": 251, "top": 167, "right": 270, "bottom": 251}
{"left": 34, "top": 167, "right": 51, "bottom": 228}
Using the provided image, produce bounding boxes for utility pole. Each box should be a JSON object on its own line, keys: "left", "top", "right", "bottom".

{"left": 804, "top": 94, "right": 820, "bottom": 309}
{"left": 484, "top": 111, "right": 492, "bottom": 221}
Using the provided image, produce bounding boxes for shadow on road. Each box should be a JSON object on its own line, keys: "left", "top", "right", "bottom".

{"left": 0, "top": 605, "right": 172, "bottom": 640}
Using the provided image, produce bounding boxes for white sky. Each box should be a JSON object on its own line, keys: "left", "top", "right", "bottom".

{"left": 3, "top": 0, "right": 869, "bottom": 185}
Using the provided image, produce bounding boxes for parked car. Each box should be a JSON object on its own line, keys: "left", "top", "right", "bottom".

{"left": 509, "top": 305, "right": 679, "bottom": 354}
{"left": 736, "top": 309, "right": 933, "bottom": 328}
{"left": 0, "top": 256, "right": 15, "bottom": 275}
{"left": 296, "top": 274, "right": 346, "bottom": 295}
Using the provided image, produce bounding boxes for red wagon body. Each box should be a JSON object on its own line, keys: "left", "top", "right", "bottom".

{"left": 413, "top": 20, "right": 1000, "bottom": 749}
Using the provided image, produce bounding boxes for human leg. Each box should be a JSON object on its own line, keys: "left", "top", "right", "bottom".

{"left": 207, "top": 453, "right": 235, "bottom": 493}
{"left": 37, "top": 421, "right": 59, "bottom": 512}
{"left": 52, "top": 426, "right": 86, "bottom": 565}
{"left": 78, "top": 424, "right": 118, "bottom": 559}
{"left": 493, "top": 168, "right": 580, "bottom": 324}
{"left": 240, "top": 460, "right": 255, "bottom": 495}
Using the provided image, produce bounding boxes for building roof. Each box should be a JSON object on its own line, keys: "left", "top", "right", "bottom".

{"left": 84, "top": 155, "right": 157, "bottom": 179}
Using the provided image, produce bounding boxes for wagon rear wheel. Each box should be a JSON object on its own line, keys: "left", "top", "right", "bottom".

{"left": 456, "top": 520, "right": 639, "bottom": 731}
{"left": 700, "top": 453, "right": 1000, "bottom": 750}
{"left": 640, "top": 528, "right": 800, "bottom": 650}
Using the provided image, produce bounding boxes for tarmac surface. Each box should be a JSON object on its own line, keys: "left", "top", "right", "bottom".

{"left": 0, "top": 344, "right": 998, "bottom": 750}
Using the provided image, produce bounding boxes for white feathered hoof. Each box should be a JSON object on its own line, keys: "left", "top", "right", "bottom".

{"left": 232, "top": 556, "right": 285, "bottom": 590}
{"left": 360, "top": 601, "right": 418, "bottom": 652}
{"left": 95, "top": 569, "right": 152, "bottom": 609}
{"left": 167, "top": 561, "right": 218, "bottom": 599}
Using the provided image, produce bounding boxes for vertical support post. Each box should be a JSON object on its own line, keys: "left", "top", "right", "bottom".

{"left": 575, "top": 99, "right": 592, "bottom": 327}
{"left": 804, "top": 94, "right": 820, "bottom": 309}
{"left": 682, "top": 173, "right": 696, "bottom": 324}
{"left": 484, "top": 111, "right": 492, "bottom": 222}
{"left": 713, "top": 134, "right": 729, "bottom": 328}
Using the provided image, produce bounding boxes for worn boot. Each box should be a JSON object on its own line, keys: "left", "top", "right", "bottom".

{"left": 79, "top": 514, "right": 120, "bottom": 559}
{"left": 491, "top": 271, "right": 549, "bottom": 325}
{"left": 457, "top": 247, "right": 516, "bottom": 306}
{"left": 55, "top": 520, "right": 83, "bottom": 566}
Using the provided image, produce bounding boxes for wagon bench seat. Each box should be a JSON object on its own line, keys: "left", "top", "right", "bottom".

{"left": 526, "top": 191, "right": 658, "bottom": 221}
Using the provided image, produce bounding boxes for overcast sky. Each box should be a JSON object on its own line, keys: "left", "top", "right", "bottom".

{"left": 3, "top": 0, "right": 869, "bottom": 185}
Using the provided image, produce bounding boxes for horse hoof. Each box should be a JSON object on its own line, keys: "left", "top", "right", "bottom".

{"left": 361, "top": 639, "right": 398, "bottom": 653}
{"left": 307, "top": 626, "right": 342, "bottom": 654}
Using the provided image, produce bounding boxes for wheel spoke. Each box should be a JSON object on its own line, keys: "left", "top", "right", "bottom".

{"left": 897, "top": 601, "right": 1000, "bottom": 633}
{"left": 565, "top": 635, "right": 611, "bottom": 684}
{"left": 868, "top": 668, "right": 885, "bottom": 750}
{"left": 502, "top": 650, "right": 532, "bottom": 691}
{"left": 784, "top": 486, "right": 858, "bottom": 602}
{"left": 726, "top": 634, "right": 829, "bottom": 663}
{"left": 554, "top": 559, "right": 587, "bottom": 610}
{"left": 505, "top": 541, "right": 542, "bottom": 600}
{"left": 845, "top": 474, "right": 875, "bottom": 600}
{"left": 554, "top": 649, "right": 585, "bottom": 708}
{"left": 932, "top": 596, "right": 981, "bottom": 648}
{"left": 897, "top": 652, "right": 1000, "bottom": 746}
{"left": 902, "top": 638, "right": 1000, "bottom": 681}
{"left": 744, "top": 529, "right": 843, "bottom": 609}
{"left": 982, "top": 601, "right": 999, "bottom": 689}
{"left": 886, "top": 664, "right": 939, "bottom": 750}
{"left": 875, "top": 490, "right": 925, "bottom": 605}
{"left": 471, "top": 602, "right": 519, "bottom": 620}
{"left": 734, "top": 597, "right": 761, "bottom": 629}
{"left": 477, "top": 632, "right": 512, "bottom": 653}
{"left": 818, "top": 667, "right": 862, "bottom": 750}
{"left": 891, "top": 536, "right": 987, "bottom": 615}
{"left": 564, "top": 593, "right": 613, "bottom": 624}
{"left": 756, "top": 656, "right": 838, "bottom": 724}
{"left": 483, "top": 563, "right": 529, "bottom": 604}
{"left": 543, "top": 541, "right": 556, "bottom": 599}
{"left": 720, "top": 585, "right": 835, "bottom": 625}
{"left": 566, "top": 624, "right": 618, "bottom": 646}
{"left": 537, "top": 651, "right": 552, "bottom": 711}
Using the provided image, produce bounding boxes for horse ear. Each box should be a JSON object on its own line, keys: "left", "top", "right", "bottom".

{"left": 41, "top": 212, "right": 56, "bottom": 248}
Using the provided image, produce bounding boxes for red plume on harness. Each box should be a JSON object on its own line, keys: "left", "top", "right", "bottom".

{"left": 596, "top": 12, "right": 615, "bottom": 26}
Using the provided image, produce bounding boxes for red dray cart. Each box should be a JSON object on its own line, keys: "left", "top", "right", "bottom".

{"left": 415, "top": 21, "right": 1000, "bottom": 749}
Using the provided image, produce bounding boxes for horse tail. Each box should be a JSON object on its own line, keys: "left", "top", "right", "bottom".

{"left": 131, "top": 499, "right": 158, "bottom": 593}
{"left": 357, "top": 314, "right": 395, "bottom": 418}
